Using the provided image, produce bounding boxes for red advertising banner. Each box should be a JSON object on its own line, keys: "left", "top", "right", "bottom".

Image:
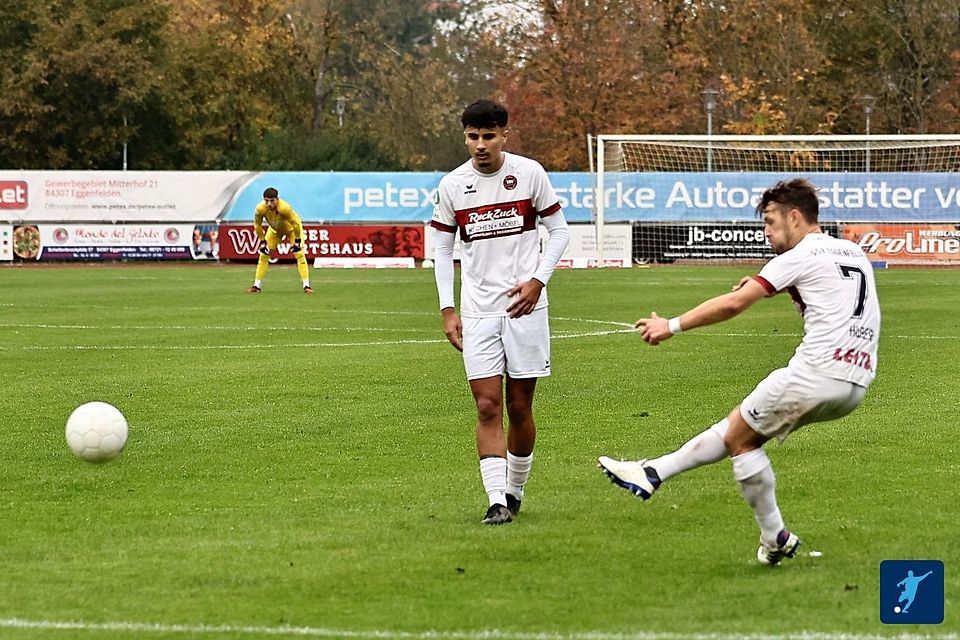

{"left": 218, "top": 224, "right": 424, "bottom": 260}
{"left": 843, "top": 223, "right": 960, "bottom": 264}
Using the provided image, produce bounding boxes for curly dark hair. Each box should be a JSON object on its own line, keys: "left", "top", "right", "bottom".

{"left": 756, "top": 179, "right": 819, "bottom": 224}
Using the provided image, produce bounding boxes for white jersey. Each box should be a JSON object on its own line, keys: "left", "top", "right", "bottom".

{"left": 431, "top": 152, "right": 562, "bottom": 317}
{"left": 753, "top": 232, "right": 881, "bottom": 387}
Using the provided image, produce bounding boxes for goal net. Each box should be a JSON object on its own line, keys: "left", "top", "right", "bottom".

{"left": 595, "top": 135, "right": 960, "bottom": 266}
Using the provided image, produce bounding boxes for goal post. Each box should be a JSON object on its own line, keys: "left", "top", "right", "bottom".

{"left": 595, "top": 134, "right": 960, "bottom": 266}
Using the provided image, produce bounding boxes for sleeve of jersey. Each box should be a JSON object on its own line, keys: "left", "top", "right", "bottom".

{"left": 292, "top": 213, "right": 304, "bottom": 240}
{"left": 253, "top": 208, "right": 266, "bottom": 240}
{"left": 281, "top": 205, "right": 303, "bottom": 240}
{"left": 534, "top": 210, "right": 570, "bottom": 285}
{"left": 431, "top": 181, "right": 457, "bottom": 310}
{"left": 429, "top": 180, "right": 457, "bottom": 233}
{"left": 754, "top": 251, "right": 803, "bottom": 295}
{"left": 433, "top": 227, "right": 456, "bottom": 311}
{"left": 532, "top": 163, "right": 562, "bottom": 218}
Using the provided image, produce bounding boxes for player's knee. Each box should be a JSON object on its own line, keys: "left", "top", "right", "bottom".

{"left": 474, "top": 396, "right": 502, "bottom": 424}
{"left": 505, "top": 398, "right": 533, "bottom": 424}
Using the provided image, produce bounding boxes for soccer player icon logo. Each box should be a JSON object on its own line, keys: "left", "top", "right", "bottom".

{"left": 879, "top": 560, "right": 944, "bottom": 624}
{"left": 895, "top": 570, "right": 932, "bottom": 614}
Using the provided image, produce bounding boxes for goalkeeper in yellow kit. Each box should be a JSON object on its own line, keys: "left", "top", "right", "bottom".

{"left": 246, "top": 187, "right": 312, "bottom": 293}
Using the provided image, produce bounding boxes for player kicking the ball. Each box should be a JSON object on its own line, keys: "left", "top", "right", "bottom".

{"left": 432, "top": 99, "right": 569, "bottom": 525}
{"left": 598, "top": 178, "right": 881, "bottom": 565}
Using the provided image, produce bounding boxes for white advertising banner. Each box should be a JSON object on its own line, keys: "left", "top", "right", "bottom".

{"left": 552, "top": 223, "right": 632, "bottom": 268}
{"left": 0, "top": 171, "right": 256, "bottom": 223}
{"left": 15, "top": 223, "right": 200, "bottom": 260}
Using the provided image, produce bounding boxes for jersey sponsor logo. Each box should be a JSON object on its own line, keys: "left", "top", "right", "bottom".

{"left": 503, "top": 175, "right": 517, "bottom": 190}
{"left": 456, "top": 199, "right": 535, "bottom": 242}
{"left": 0, "top": 181, "right": 28, "bottom": 209}
{"left": 832, "top": 347, "right": 873, "bottom": 371}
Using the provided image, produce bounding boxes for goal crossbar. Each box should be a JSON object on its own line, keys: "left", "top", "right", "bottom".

{"left": 594, "top": 134, "right": 960, "bottom": 265}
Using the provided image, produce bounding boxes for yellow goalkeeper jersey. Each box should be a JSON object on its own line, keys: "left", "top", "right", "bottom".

{"left": 253, "top": 198, "right": 304, "bottom": 241}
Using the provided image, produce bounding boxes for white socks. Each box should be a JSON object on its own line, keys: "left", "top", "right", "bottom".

{"left": 479, "top": 456, "right": 507, "bottom": 507}
{"left": 253, "top": 279, "right": 263, "bottom": 288}
{"left": 732, "top": 448, "right": 785, "bottom": 547}
{"left": 506, "top": 452, "right": 533, "bottom": 499}
{"left": 648, "top": 418, "right": 730, "bottom": 481}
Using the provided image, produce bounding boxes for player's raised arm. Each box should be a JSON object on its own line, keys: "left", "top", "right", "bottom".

{"left": 636, "top": 278, "right": 768, "bottom": 346}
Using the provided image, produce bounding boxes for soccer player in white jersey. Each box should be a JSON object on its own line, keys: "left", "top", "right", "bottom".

{"left": 431, "top": 99, "right": 570, "bottom": 525}
{"left": 598, "top": 178, "right": 881, "bottom": 565}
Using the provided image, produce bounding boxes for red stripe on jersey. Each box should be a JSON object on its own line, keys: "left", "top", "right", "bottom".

{"left": 540, "top": 201, "right": 561, "bottom": 217}
{"left": 753, "top": 275, "right": 777, "bottom": 295}
{"left": 455, "top": 199, "right": 536, "bottom": 243}
{"left": 430, "top": 220, "right": 456, "bottom": 233}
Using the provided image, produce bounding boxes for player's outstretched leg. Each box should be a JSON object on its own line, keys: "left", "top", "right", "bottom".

{"left": 597, "top": 456, "right": 662, "bottom": 500}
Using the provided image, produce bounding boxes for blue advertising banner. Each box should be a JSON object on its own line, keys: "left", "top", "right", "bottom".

{"left": 219, "top": 172, "right": 960, "bottom": 224}
{"left": 220, "top": 172, "right": 599, "bottom": 223}
{"left": 222, "top": 173, "right": 444, "bottom": 224}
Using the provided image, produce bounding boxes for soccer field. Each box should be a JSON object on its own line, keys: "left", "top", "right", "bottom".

{"left": 0, "top": 264, "right": 956, "bottom": 639}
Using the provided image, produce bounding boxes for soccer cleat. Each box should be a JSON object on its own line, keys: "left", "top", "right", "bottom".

{"left": 246, "top": 285, "right": 261, "bottom": 293}
{"left": 757, "top": 529, "right": 801, "bottom": 566}
{"left": 506, "top": 493, "right": 522, "bottom": 516}
{"left": 597, "top": 456, "right": 661, "bottom": 500}
{"left": 481, "top": 504, "right": 513, "bottom": 525}
{"left": 303, "top": 286, "right": 313, "bottom": 294}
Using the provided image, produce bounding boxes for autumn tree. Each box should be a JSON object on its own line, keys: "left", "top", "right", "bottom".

{"left": 0, "top": 0, "right": 169, "bottom": 169}
{"left": 490, "top": 0, "right": 707, "bottom": 170}
{"left": 812, "top": 0, "right": 960, "bottom": 133}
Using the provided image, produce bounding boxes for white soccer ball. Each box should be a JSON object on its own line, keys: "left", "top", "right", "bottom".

{"left": 421, "top": 259, "right": 434, "bottom": 268}
{"left": 65, "top": 401, "right": 129, "bottom": 463}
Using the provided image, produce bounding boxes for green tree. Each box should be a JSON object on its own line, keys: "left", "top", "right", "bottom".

{"left": 0, "top": 0, "right": 168, "bottom": 169}
{"left": 491, "top": 0, "right": 708, "bottom": 170}
{"left": 152, "top": 0, "right": 309, "bottom": 169}
{"left": 677, "top": 0, "right": 834, "bottom": 134}
{"left": 813, "top": 0, "right": 960, "bottom": 133}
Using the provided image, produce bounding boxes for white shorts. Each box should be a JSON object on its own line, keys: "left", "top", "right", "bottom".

{"left": 462, "top": 308, "right": 551, "bottom": 380}
{"left": 740, "top": 364, "right": 867, "bottom": 442}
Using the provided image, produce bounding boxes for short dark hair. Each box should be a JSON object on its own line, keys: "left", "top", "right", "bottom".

{"left": 263, "top": 187, "right": 279, "bottom": 199}
{"left": 756, "top": 179, "right": 819, "bottom": 224}
{"left": 461, "top": 99, "right": 508, "bottom": 130}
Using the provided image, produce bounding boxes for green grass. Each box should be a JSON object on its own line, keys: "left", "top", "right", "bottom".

{"left": 0, "top": 263, "right": 957, "bottom": 639}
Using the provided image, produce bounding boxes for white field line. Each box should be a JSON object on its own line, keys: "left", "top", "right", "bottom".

{"left": 0, "top": 316, "right": 631, "bottom": 350}
{"left": 0, "top": 313, "right": 954, "bottom": 351}
{"left": 0, "top": 331, "right": 635, "bottom": 351}
{"left": 0, "top": 303, "right": 438, "bottom": 314}
{"left": 0, "top": 323, "right": 431, "bottom": 333}
{"left": 0, "top": 619, "right": 955, "bottom": 640}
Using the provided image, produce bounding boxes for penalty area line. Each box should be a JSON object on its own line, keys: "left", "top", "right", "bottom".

{"left": 0, "top": 619, "right": 957, "bottom": 640}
